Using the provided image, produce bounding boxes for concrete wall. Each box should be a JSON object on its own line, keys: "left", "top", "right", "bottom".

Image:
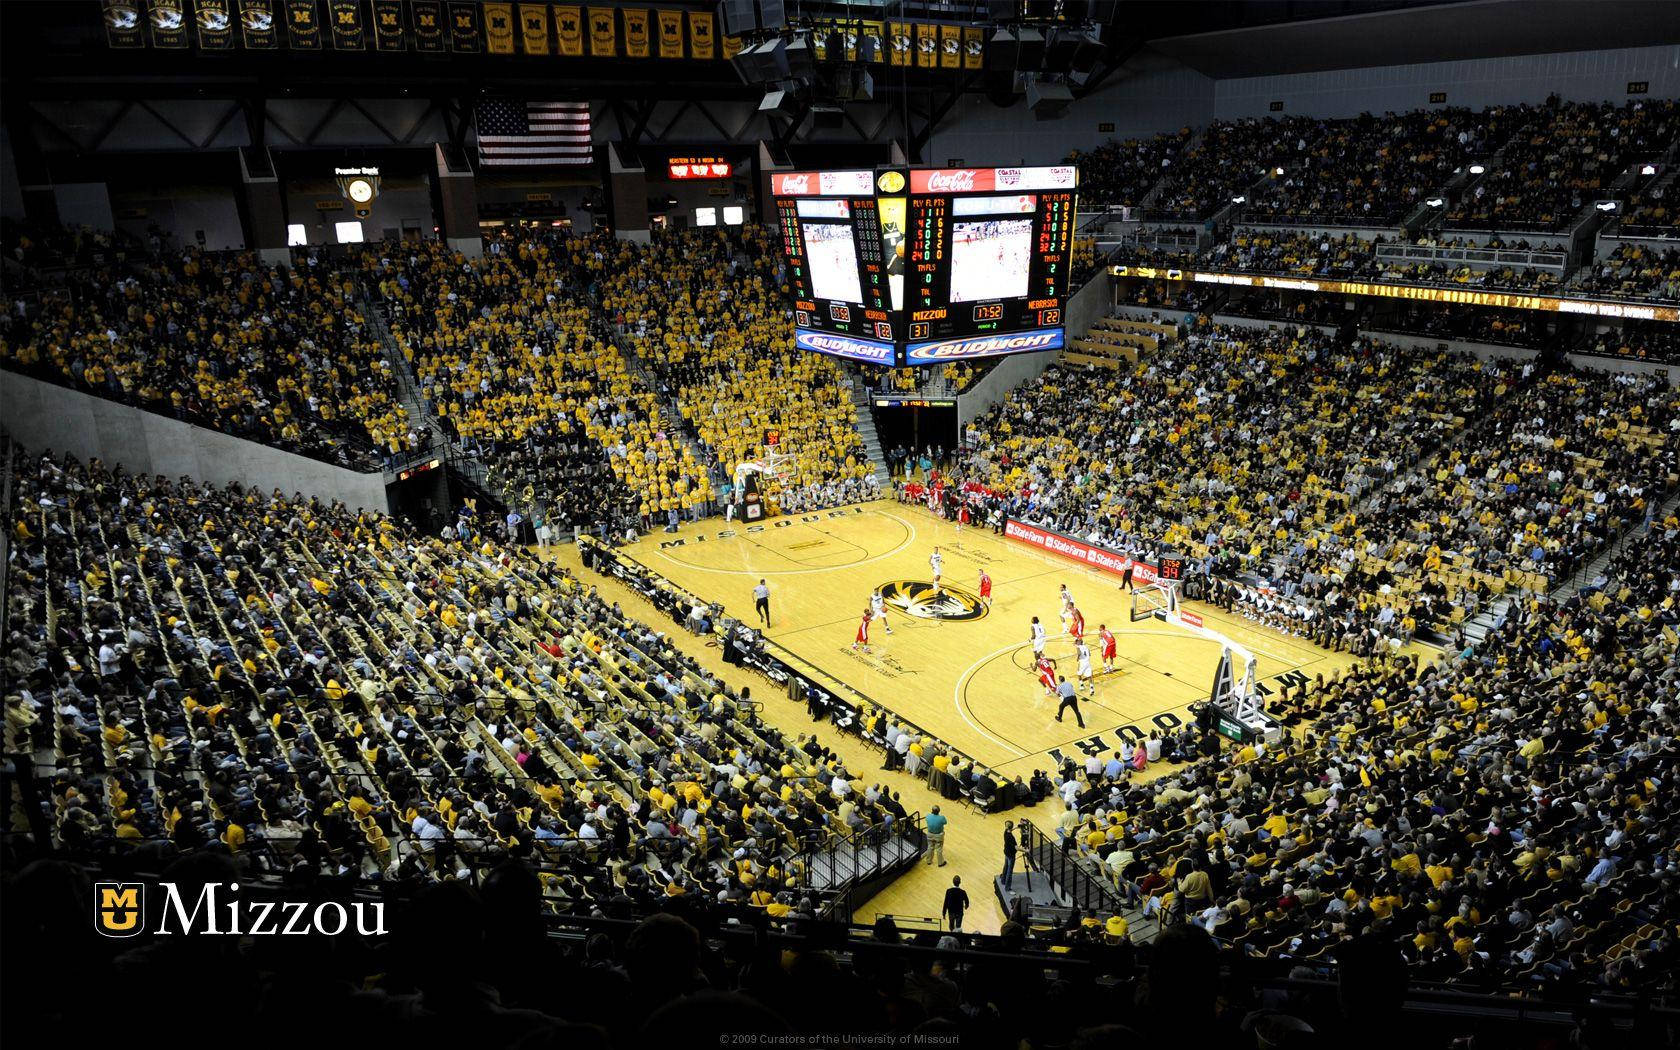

{"left": 1358, "top": 328, "right": 1539, "bottom": 363}
{"left": 52, "top": 183, "right": 115, "bottom": 232}
{"left": 932, "top": 55, "right": 1215, "bottom": 166}
{"left": 1215, "top": 44, "right": 1680, "bottom": 121}
{"left": 285, "top": 176, "right": 435, "bottom": 246}
{"left": 1, "top": 371, "right": 390, "bottom": 514}
{"left": 112, "top": 184, "right": 246, "bottom": 251}
{"left": 956, "top": 271, "right": 1114, "bottom": 426}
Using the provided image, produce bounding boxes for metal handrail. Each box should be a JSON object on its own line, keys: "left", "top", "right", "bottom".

{"left": 1017, "top": 817, "right": 1127, "bottom": 915}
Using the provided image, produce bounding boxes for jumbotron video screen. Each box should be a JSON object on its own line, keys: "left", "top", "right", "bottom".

{"left": 773, "top": 165, "right": 1078, "bottom": 367}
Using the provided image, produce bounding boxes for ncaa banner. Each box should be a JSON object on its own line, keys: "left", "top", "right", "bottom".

{"left": 656, "top": 9, "right": 682, "bottom": 57}
{"left": 887, "top": 21, "right": 910, "bottom": 66}
{"left": 410, "top": 0, "right": 444, "bottom": 50}
{"left": 195, "top": 0, "right": 234, "bottom": 49}
{"left": 519, "top": 4, "right": 549, "bottom": 54}
{"left": 721, "top": 31, "right": 741, "bottom": 59}
{"left": 149, "top": 0, "right": 189, "bottom": 47}
{"left": 904, "top": 328, "right": 1064, "bottom": 364}
{"left": 447, "top": 0, "right": 480, "bottom": 51}
{"left": 688, "top": 10, "right": 714, "bottom": 59}
{"left": 101, "top": 1, "right": 144, "bottom": 48}
{"left": 795, "top": 329, "right": 896, "bottom": 366}
{"left": 914, "top": 23, "right": 936, "bottom": 68}
{"left": 285, "top": 0, "right": 321, "bottom": 48}
{"left": 622, "top": 8, "right": 649, "bottom": 57}
{"left": 553, "top": 4, "right": 582, "bottom": 55}
{"left": 483, "top": 2, "right": 515, "bottom": 53}
{"left": 963, "top": 26, "right": 984, "bottom": 69}
{"left": 239, "top": 0, "right": 278, "bottom": 47}
{"left": 587, "top": 6, "right": 615, "bottom": 56}
{"left": 371, "top": 0, "right": 405, "bottom": 49}
{"left": 328, "top": 0, "right": 365, "bottom": 49}
{"left": 939, "top": 24, "right": 960, "bottom": 68}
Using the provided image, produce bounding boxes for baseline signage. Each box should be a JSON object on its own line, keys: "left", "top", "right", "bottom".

{"left": 1110, "top": 266, "right": 1680, "bottom": 322}
{"left": 794, "top": 328, "right": 896, "bottom": 364}
{"left": 905, "top": 327, "right": 1063, "bottom": 364}
{"left": 1003, "top": 519, "right": 1161, "bottom": 586}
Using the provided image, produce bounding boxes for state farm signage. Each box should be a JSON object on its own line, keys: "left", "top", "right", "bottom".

{"left": 1003, "top": 519, "right": 1160, "bottom": 585}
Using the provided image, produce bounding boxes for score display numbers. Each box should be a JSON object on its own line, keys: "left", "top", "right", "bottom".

{"left": 772, "top": 166, "right": 1078, "bottom": 367}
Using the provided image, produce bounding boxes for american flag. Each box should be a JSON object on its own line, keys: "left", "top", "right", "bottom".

{"left": 475, "top": 100, "right": 593, "bottom": 167}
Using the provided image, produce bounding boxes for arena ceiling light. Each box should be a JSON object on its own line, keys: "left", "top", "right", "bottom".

{"left": 1231, "top": 195, "right": 1246, "bottom": 204}
{"left": 1641, "top": 164, "right": 1659, "bottom": 176}
{"left": 1425, "top": 197, "right": 1445, "bottom": 207}
{"left": 1273, "top": 166, "right": 1284, "bottom": 176}
{"left": 1596, "top": 200, "right": 1620, "bottom": 212}
{"left": 1469, "top": 164, "right": 1485, "bottom": 175}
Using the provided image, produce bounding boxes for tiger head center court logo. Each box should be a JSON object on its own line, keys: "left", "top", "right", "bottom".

{"left": 95, "top": 882, "right": 145, "bottom": 938}
{"left": 876, "top": 581, "right": 987, "bottom": 621}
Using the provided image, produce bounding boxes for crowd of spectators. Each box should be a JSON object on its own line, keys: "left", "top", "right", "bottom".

{"left": 1202, "top": 229, "right": 1380, "bottom": 279}
{"left": 3, "top": 448, "right": 918, "bottom": 923}
{"left": 1152, "top": 116, "right": 1327, "bottom": 220}
{"left": 1448, "top": 99, "right": 1680, "bottom": 231}
{"left": 0, "top": 242, "right": 410, "bottom": 469}
{"left": 1581, "top": 320, "right": 1680, "bottom": 364}
{"left": 1571, "top": 242, "right": 1680, "bottom": 303}
{"left": 958, "top": 324, "right": 1515, "bottom": 644}
{"left": 1066, "top": 127, "right": 1192, "bottom": 208}
{"left": 1245, "top": 107, "right": 1519, "bottom": 225}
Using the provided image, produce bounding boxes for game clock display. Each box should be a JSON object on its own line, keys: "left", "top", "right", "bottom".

{"left": 770, "top": 165, "right": 1078, "bottom": 367}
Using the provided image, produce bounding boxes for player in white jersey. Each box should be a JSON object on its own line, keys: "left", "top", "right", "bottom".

{"left": 929, "top": 547, "right": 944, "bottom": 593}
{"left": 1029, "top": 616, "right": 1047, "bottom": 655}
{"left": 870, "top": 590, "right": 893, "bottom": 634}
{"left": 1058, "top": 584, "right": 1075, "bottom": 632}
{"left": 1075, "top": 640, "right": 1094, "bottom": 697}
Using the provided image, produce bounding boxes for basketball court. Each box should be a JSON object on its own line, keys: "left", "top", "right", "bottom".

{"left": 619, "top": 499, "right": 1433, "bottom": 779}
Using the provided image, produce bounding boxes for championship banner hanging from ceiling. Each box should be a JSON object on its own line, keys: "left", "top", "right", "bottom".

{"left": 886, "top": 22, "right": 909, "bottom": 66}
{"left": 914, "top": 22, "right": 936, "bottom": 67}
{"left": 656, "top": 9, "right": 682, "bottom": 58}
{"left": 149, "top": 0, "right": 189, "bottom": 47}
{"left": 371, "top": 0, "right": 405, "bottom": 49}
{"left": 101, "top": 1, "right": 143, "bottom": 47}
{"left": 939, "top": 24, "right": 960, "bottom": 68}
{"left": 285, "top": 0, "right": 321, "bottom": 48}
{"left": 587, "top": 6, "right": 615, "bottom": 57}
{"left": 721, "top": 31, "right": 741, "bottom": 59}
{"left": 328, "top": 0, "right": 364, "bottom": 49}
{"left": 963, "top": 26, "right": 984, "bottom": 68}
{"left": 484, "top": 2, "right": 515, "bottom": 53}
{"left": 687, "top": 10, "right": 714, "bottom": 59}
{"left": 195, "top": 0, "right": 233, "bottom": 48}
{"left": 622, "top": 8, "right": 649, "bottom": 58}
{"left": 553, "top": 5, "right": 582, "bottom": 55}
{"left": 519, "top": 4, "right": 549, "bottom": 54}
{"left": 240, "top": 0, "right": 278, "bottom": 47}
{"left": 447, "top": 0, "right": 480, "bottom": 50}
{"left": 410, "top": 0, "right": 444, "bottom": 50}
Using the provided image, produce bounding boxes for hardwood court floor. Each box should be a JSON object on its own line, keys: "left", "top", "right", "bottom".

{"left": 620, "top": 500, "right": 1433, "bottom": 782}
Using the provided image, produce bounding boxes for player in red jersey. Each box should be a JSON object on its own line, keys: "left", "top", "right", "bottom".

{"left": 1098, "top": 623, "right": 1117, "bottom": 672}
{"left": 852, "top": 608, "right": 874, "bottom": 653}
{"left": 1035, "top": 653, "right": 1058, "bottom": 696}
{"left": 978, "top": 569, "right": 992, "bottom": 609}
{"left": 1069, "top": 605, "right": 1085, "bottom": 641}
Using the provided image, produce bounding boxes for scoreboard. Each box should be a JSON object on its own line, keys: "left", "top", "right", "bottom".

{"left": 771, "top": 165, "right": 1078, "bottom": 367}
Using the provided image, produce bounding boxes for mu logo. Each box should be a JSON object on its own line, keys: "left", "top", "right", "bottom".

{"left": 95, "top": 882, "right": 145, "bottom": 938}
{"left": 876, "top": 581, "right": 987, "bottom": 622}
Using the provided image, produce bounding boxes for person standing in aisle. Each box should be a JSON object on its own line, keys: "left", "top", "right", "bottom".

{"left": 924, "top": 805, "right": 948, "bottom": 866}
{"left": 753, "top": 579, "right": 772, "bottom": 628}
{"left": 942, "top": 875, "right": 970, "bottom": 931}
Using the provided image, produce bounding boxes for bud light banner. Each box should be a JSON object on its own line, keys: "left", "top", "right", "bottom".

{"left": 794, "top": 329, "right": 896, "bottom": 365}
{"left": 904, "top": 327, "right": 1063, "bottom": 364}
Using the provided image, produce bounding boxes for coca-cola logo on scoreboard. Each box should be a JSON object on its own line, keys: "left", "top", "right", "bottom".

{"left": 911, "top": 168, "right": 997, "bottom": 194}
{"left": 773, "top": 173, "right": 813, "bottom": 196}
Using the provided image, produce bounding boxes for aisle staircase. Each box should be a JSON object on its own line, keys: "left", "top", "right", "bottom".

{"left": 799, "top": 815, "right": 926, "bottom": 923}
{"left": 848, "top": 375, "right": 892, "bottom": 487}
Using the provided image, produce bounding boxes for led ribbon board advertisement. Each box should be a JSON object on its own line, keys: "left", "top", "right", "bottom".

{"left": 771, "top": 166, "right": 1078, "bottom": 366}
